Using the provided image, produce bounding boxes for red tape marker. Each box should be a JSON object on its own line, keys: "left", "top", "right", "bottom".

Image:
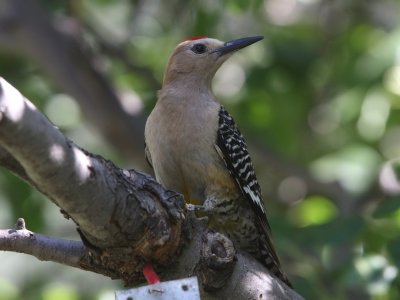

{"left": 143, "top": 263, "right": 161, "bottom": 285}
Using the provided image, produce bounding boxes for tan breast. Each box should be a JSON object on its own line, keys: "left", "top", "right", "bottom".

{"left": 145, "top": 89, "right": 235, "bottom": 204}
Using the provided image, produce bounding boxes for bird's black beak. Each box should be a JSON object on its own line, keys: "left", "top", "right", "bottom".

{"left": 211, "top": 36, "right": 264, "bottom": 56}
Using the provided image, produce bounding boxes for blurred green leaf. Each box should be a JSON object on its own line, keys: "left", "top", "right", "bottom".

{"left": 387, "top": 237, "right": 400, "bottom": 266}
{"left": 41, "top": 283, "right": 78, "bottom": 300}
{"left": 2, "top": 171, "right": 45, "bottom": 231}
{"left": 291, "top": 195, "right": 338, "bottom": 227}
{"left": 300, "top": 216, "right": 365, "bottom": 246}
{"left": 0, "top": 278, "right": 19, "bottom": 300}
{"left": 310, "top": 144, "right": 381, "bottom": 193}
{"left": 373, "top": 196, "right": 400, "bottom": 218}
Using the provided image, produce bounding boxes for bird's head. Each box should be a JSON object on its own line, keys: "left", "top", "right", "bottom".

{"left": 163, "top": 36, "right": 264, "bottom": 87}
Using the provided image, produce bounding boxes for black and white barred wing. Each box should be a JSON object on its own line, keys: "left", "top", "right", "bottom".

{"left": 214, "top": 106, "right": 282, "bottom": 268}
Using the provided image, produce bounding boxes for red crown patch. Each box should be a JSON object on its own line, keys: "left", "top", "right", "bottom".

{"left": 182, "top": 36, "right": 208, "bottom": 43}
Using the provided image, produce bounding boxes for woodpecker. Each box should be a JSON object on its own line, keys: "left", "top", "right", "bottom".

{"left": 145, "top": 36, "right": 291, "bottom": 287}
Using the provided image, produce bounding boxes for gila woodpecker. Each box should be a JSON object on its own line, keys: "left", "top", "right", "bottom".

{"left": 145, "top": 36, "right": 291, "bottom": 287}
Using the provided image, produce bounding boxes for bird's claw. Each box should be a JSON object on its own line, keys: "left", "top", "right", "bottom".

{"left": 186, "top": 203, "right": 205, "bottom": 211}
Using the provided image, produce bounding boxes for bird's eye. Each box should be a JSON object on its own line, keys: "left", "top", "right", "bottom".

{"left": 191, "top": 43, "right": 207, "bottom": 54}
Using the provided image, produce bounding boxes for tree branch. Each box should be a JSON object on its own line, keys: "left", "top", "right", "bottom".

{"left": 1, "top": 218, "right": 302, "bottom": 300}
{"left": 0, "top": 218, "right": 85, "bottom": 269}
{"left": 0, "top": 77, "right": 185, "bottom": 284}
{"left": 0, "top": 145, "right": 29, "bottom": 182}
{"left": 0, "top": 78, "right": 304, "bottom": 298}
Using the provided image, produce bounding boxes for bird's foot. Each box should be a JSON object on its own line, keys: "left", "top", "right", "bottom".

{"left": 186, "top": 203, "right": 206, "bottom": 212}
{"left": 186, "top": 204, "right": 209, "bottom": 225}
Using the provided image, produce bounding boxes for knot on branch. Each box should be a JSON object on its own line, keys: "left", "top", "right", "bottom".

{"left": 76, "top": 167, "right": 187, "bottom": 286}
{"left": 123, "top": 170, "right": 186, "bottom": 264}
{"left": 15, "top": 217, "right": 25, "bottom": 230}
{"left": 196, "top": 230, "right": 236, "bottom": 291}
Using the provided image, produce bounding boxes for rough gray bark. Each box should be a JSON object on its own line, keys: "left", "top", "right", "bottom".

{"left": 0, "top": 77, "right": 185, "bottom": 284}
{"left": 0, "top": 218, "right": 85, "bottom": 269}
{"left": 0, "top": 78, "right": 304, "bottom": 299}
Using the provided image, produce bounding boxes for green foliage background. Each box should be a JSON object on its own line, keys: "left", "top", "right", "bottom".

{"left": 1, "top": 0, "right": 400, "bottom": 299}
